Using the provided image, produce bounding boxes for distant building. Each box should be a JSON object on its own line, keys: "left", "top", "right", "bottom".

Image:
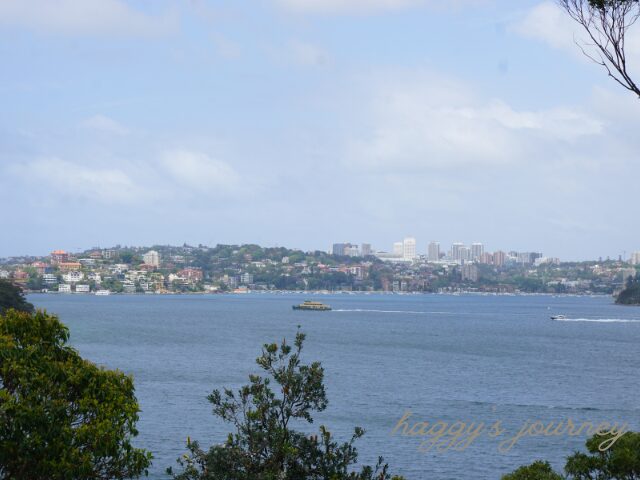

{"left": 427, "top": 242, "right": 440, "bottom": 262}
{"left": 58, "top": 284, "right": 72, "bottom": 293}
{"left": 471, "top": 243, "right": 484, "bottom": 261}
{"left": 393, "top": 242, "right": 403, "bottom": 257}
{"left": 518, "top": 252, "right": 543, "bottom": 265}
{"left": 403, "top": 237, "right": 416, "bottom": 260}
{"left": 178, "top": 267, "right": 203, "bottom": 283}
{"left": 332, "top": 243, "right": 348, "bottom": 256}
{"left": 630, "top": 251, "right": 640, "bottom": 265}
{"left": 143, "top": 250, "right": 160, "bottom": 267}
{"left": 62, "top": 271, "right": 84, "bottom": 283}
{"left": 42, "top": 273, "right": 58, "bottom": 285}
{"left": 345, "top": 245, "right": 360, "bottom": 257}
{"left": 478, "top": 252, "right": 493, "bottom": 265}
{"left": 461, "top": 264, "right": 479, "bottom": 282}
{"left": 451, "top": 242, "right": 465, "bottom": 262}
{"left": 493, "top": 251, "right": 506, "bottom": 267}
{"left": 459, "top": 246, "right": 471, "bottom": 263}
{"left": 241, "top": 272, "right": 254, "bottom": 285}
{"left": 51, "top": 250, "right": 69, "bottom": 264}
{"left": 75, "top": 284, "right": 90, "bottom": 293}
{"left": 361, "top": 243, "right": 372, "bottom": 257}
{"left": 31, "top": 261, "right": 48, "bottom": 275}
{"left": 103, "top": 249, "right": 116, "bottom": 259}
{"left": 58, "top": 262, "right": 82, "bottom": 272}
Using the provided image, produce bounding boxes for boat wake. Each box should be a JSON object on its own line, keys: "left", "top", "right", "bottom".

{"left": 552, "top": 318, "right": 640, "bottom": 323}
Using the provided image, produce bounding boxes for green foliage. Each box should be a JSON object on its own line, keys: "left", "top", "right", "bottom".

{"left": 169, "top": 331, "right": 405, "bottom": 480}
{"left": 616, "top": 274, "right": 640, "bottom": 305}
{"left": 565, "top": 432, "right": 640, "bottom": 479}
{"left": 0, "top": 309, "right": 151, "bottom": 479}
{"left": 588, "top": 0, "right": 638, "bottom": 10}
{"left": 501, "top": 460, "right": 564, "bottom": 480}
{"left": 504, "top": 432, "right": 640, "bottom": 480}
{"left": 0, "top": 280, "right": 34, "bottom": 314}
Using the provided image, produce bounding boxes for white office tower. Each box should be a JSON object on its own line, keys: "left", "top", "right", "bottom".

{"left": 631, "top": 251, "right": 640, "bottom": 265}
{"left": 403, "top": 237, "right": 417, "bottom": 260}
{"left": 451, "top": 242, "right": 465, "bottom": 261}
{"left": 471, "top": 243, "right": 484, "bottom": 261}
{"left": 393, "top": 242, "right": 404, "bottom": 256}
{"left": 428, "top": 241, "right": 440, "bottom": 262}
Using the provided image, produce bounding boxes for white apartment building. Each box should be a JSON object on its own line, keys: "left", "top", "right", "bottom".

{"left": 393, "top": 242, "right": 403, "bottom": 257}
{"left": 75, "top": 284, "right": 90, "bottom": 293}
{"left": 58, "top": 284, "right": 72, "bottom": 293}
{"left": 63, "top": 271, "right": 84, "bottom": 283}
{"left": 143, "top": 250, "right": 160, "bottom": 267}
{"left": 403, "top": 237, "right": 417, "bottom": 260}
{"left": 630, "top": 251, "right": 640, "bottom": 265}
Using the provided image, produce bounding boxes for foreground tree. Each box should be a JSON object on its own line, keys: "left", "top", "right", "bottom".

{"left": 0, "top": 309, "right": 151, "bottom": 479}
{"left": 616, "top": 273, "right": 640, "bottom": 304}
{"left": 558, "top": 0, "right": 640, "bottom": 98}
{"left": 502, "top": 431, "right": 640, "bottom": 479}
{"left": 169, "top": 331, "right": 405, "bottom": 480}
{"left": 501, "top": 461, "right": 564, "bottom": 480}
{"left": 0, "top": 280, "right": 33, "bottom": 314}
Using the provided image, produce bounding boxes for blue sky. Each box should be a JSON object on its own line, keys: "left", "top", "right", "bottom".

{"left": 1, "top": 0, "right": 639, "bottom": 260}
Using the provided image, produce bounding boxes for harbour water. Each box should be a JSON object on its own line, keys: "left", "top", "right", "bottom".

{"left": 29, "top": 293, "right": 640, "bottom": 479}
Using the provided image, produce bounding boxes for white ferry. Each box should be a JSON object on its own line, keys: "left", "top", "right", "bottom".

{"left": 95, "top": 290, "right": 111, "bottom": 296}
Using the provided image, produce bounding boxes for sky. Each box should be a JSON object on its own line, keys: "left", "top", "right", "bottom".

{"left": 1, "top": 0, "right": 639, "bottom": 260}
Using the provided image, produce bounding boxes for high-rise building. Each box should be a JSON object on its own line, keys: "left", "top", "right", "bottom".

{"left": 361, "top": 243, "right": 372, "bottom": 257}
{"left": 493, "top": 250, "right": 506, "bottom": 267}
{"left": 143, "top": 250, "right": 160, "bottom": 267}
{"left": 459, "top": 246, "right": 471, "bottom": 263}
{"left": 427, "top": 241, "right": 440, "bottom": 262}
{"left": 393, "top": 242, "right": 403, "bottom": 257}
{"left": 332, "top": 243, "right": 347, "bottom": 256}
{"left": 471, "top": 243, "right": 484, "bottom": 261}
{"left": 461, "top": 264, "right": 479, "bottom": 282}
{"left": 451, "top": 242, "right": 465, "bottom": 262}
{"left": 403, "top": 237, "right": 416, "bottom": 260}
{"left": 479, "top": 252, "right": 493, "bottom": 264}
{"left": 630, "top": 251, "right": 640, "bottom": 265}
{"left": 346, "top": 245, "right": 360, "bottom": 257}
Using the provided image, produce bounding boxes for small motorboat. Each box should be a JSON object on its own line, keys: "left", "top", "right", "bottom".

{"left": 550, "top": 315, "right": 567, "bottom": 320}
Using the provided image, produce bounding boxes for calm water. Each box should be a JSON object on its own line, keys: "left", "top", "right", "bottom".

{"left": 29, "top": 293, "right": 640, "bottom": 480}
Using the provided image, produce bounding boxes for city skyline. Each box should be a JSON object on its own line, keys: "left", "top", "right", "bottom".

{"left": 2, "top": 1, "right": 640, "bottom": 260}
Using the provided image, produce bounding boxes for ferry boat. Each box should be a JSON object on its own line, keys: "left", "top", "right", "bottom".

{"left": 292, "top": 300, "right": 332, "bottom": 311}
{"left": 95, "top": 290, "right": 111, "bottom": 296}
{"left": 550, "top": 314, "right": 566, "bottom": 320}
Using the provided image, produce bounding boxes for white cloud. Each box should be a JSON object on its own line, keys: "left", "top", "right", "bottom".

{"left": 290, "top": 40, "right": 331, "bottom": 66}
{"left": 81, "top": 115, "right": 129, "bottom": 135}
{"left": 0, "top": 0, "right": 176, "bottom": 36}
{"left": 513, "top": 1, "right": 640, "bottom": 64}
{"left": 9, "top": 157, "right": 139, "bottom": 204}
{"left": 275, "top": 0, "right": 481, "bottom": 15}
{"left": 512, "top": 2, "right": 578, "bottom": 53}
{"left": 347, "top": 72, "right": 603, "bottom": 172}
{"left": 161, "top": 150, "right": 240, "bottom": 195}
